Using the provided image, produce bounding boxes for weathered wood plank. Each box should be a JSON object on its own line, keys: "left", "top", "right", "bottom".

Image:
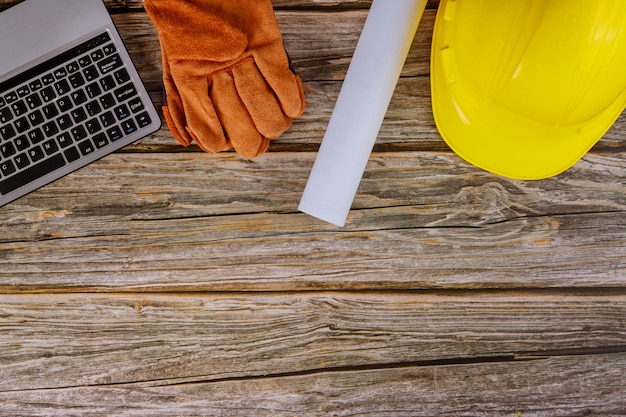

{"left": 0, "top": 293, "right": 625, "bottom": 392}
{"left": 2, "top": 353, "right": 625, "bottom": 416}
{"left": 0, "top": 152, "right": 623, "bottom": 291}
{"left": 0, "top": 2, "right": 622, "bottom": 415}
{"left": 0, "top": 2, "right": 624, "bottom": 414}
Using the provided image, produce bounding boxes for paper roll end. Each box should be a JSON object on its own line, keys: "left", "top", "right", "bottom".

{"left": 298, "top": 197, "right": 348, "bottom": 227}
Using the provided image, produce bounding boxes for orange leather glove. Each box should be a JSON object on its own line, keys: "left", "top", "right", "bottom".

{"left": 144, "top": 0, "right": 305, "bottom": 158}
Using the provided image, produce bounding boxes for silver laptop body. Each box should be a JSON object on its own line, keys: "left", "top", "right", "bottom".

{"left": 0, "top": 0, "right": 160, "bottom": 206}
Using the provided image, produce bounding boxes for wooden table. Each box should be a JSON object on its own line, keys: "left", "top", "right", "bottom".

{"left": 1, "top": 1, "right": 625, "bottom": 415}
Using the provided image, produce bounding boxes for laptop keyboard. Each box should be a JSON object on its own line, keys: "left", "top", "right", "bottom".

{"left": 0, "top": 30, "right": 156, "bottom": 206}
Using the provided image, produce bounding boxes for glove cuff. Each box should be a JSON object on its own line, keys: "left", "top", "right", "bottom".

{"left": 144, "top": 0, "right": 247, "bottom": 62}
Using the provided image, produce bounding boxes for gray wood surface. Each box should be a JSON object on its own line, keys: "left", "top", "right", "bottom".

{"left": 0, "top": 0, "right": 625, "bottom": 415}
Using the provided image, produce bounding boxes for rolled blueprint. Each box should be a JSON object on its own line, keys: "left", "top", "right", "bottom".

{"left": 298, "top": 0, "right": 428, "bottom": 226}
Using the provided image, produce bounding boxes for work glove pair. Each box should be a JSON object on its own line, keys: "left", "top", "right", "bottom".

{"left": 144, "top": 0, "right": 305, "bottom": 158}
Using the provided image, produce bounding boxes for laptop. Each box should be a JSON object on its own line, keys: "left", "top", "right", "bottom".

{"left": 0, "top": 0, "right": 161, "bottom": 207}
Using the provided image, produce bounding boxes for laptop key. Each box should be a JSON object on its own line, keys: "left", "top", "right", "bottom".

{"left": 71, "top": 108, "right": 87, "bottom": 123}
{"left": 100, "top": 111, "right": 115, "bottom": 127}
{"left": 40, "top": 86, "right": 56, "bottom": 102}
{"left": 64, "top": 147, "right": 80, "bottom": 163}
{"left": 28, "top": 110, "right": 44, "bottom": 126}
{"left": 107, "top": 126, "right": 123, "bottom": 141}
{"left": 54, "top": 79, "right": 71, "bottom": 95}
{"left": 78, "top": 139, "right": 95, "bottom": 156}
{"left": 0, "top": 124, "right": 16, "bottom": 141}
{"left": 16, "top": 86, "right": 30, "bottom": 97}
{"left": 14, "top": 136, "right": 29, "bottom": 151}
{"left": 99, "top": 93, "right": 115, "bottom": 109}
{"left": 91, "top": 49, "right": 105, "bottom": 62}
{"left": 136, "top": 112, "right": 152, "bottom": 128}
{"left": 0, "top": 107, "right": 13, "bottom": 123}
{"left": 83, "top": 65, "right": 99, "bottom": 81}
{"left": 25, "top": 93, "right": 42, "bottom": 109}
{"left": 66, "top": 61, "right": 80, "bottom": 74}
{"left": 28, "top": 79, "right": 43, "bottom": 91}
{"left": 71, "top": 90, "right": 88, "bottom": 106}
{"left": 53, "top": 68, "right": 67, "bottom": 80}
{"left": 57, "top": 96, "right": 73, "bottom": 113}
{"left": 42, "top": 139, "right": 59, "bottom": 155}
{"left": 14, "top": 153, "right": 29, "bottom": 169}
{"left": 42, "top": 121, "right": 59, "bottom": 138}
{"left": 28, "top": 145, "right": 45, "bottom": 162}
{"left": 78, "top": 56, "right": 92, "bottom": 67}
{"left": 1, "top": 142, "right": 16, "bottom": 158}
{"left": 121, "top": 119, "right": 137, "bottom": 135}
{"left": 103, "top": 44, "right": 116, "bottom": 56}
{"left": 128, "top": 97, "right": 145, "bottom": 114}
{"left": 14, "top": 116, "right": 30, "bottom": 133}
{"left": 86, "top": 100, "right": 101, "bottom": 117}
{"left": 71, "top": 125, "right": 88, "bottom": 141}
{"left": 98, "top": 54, "right": 123, "bottom": 74}
{"left": 114, "top": 104, "right": 130, "bottom": 120}
{"left": 41, "top": 74, "right": 55, "bottom": 85}
{"left": 85, "top": 82, "right": 102, "bottom": 99}
{"left": 93, "top": 132, "right": 109, "bottom": 149}
{"left": 86, "top": 118, "right": 102, "bottom": 134}
{"left": 69, "top": 73, "right": 85, "bottom": 89}
{"left": 4, "top": 91, "right": 18, "bottom": 103}
{"left": 114, "top": 84, "right": 137, "bottom": 102}
{"left": 42, "top": 103, "right": 59, "bottom": 119}
{"left": 100, "top": 75, "right": 116, "bottom": 91}
{"left": 56, "top": 132, "right": 73, "bottom": 148}
{"left": 11, "top": 100, "right": 28, "bottom": 116}
{"left": 0, "top": 159, "right": 16, "bottom": 177}
{"left": 28, "top": 128, "right": 45, "bottom": 144}
{"left": 57, "top": 114, "right": 73, "bottom": 130}
{"left": 114, "top": 68, "right": 130, "bottom": 84}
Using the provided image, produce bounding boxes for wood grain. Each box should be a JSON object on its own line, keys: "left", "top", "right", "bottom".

{"left": 0, "top": 0, "right": 624, "bottom": 415}
{"left": 2, "top": 353, "right": 625, "bottom": 416}
{"left": 0, "top": 152, "right": 623, "bottom": 292}
{"left": 1, "top": 292, "right": 625, "bottom": 391}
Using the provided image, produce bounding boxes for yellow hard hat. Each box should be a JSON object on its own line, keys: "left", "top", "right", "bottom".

{"left": 430, "top": 0, "right": 626, "bottom": 180}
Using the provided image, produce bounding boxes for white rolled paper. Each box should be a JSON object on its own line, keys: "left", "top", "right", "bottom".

{"left": 298, "top": 0, "right": 428, "bottom": 226}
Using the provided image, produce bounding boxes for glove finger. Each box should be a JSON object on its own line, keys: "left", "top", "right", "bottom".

{"left": 232, "top": 57, "right": 292, "bottom": 139}
{"left": 162, "top": 106, "right": 191, "bottom": 147}
{"left": 165, "top": 53, "right": 233, "bottom": 154}
{"left": 210, "top": 71, "right": 270, "bottom": 158}
{"left": 253, "top": 47, "right": 306, "bottom": 119}
{"left": 180, "top": 75, "right": 232, "bottom": 154}
{"left": 161, "top": 55, "right": 193, "bottom": 146}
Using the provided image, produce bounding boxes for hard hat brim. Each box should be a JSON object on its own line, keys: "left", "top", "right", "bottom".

{"left": 431, "top": 71, "right": 625, "bottom": 180}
